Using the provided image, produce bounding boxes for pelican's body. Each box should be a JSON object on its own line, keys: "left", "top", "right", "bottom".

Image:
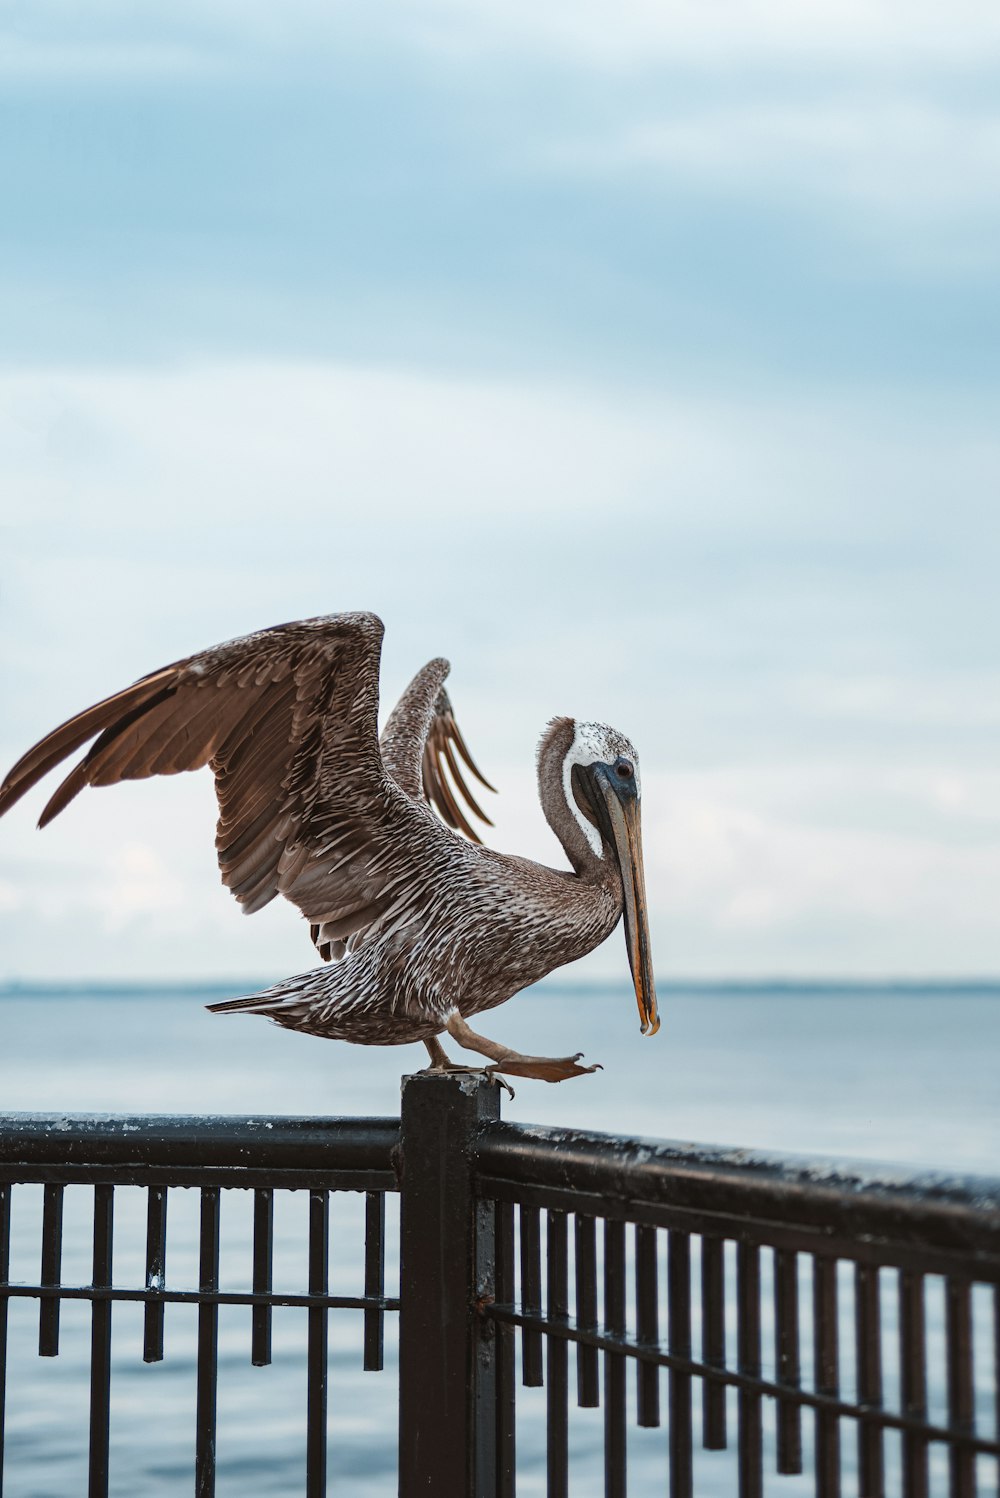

{"left": 0, "top": 613, "right": 658, "bottom": 1081}
{"left": 254, "top": 843, "right": 622, "bottom": 1048}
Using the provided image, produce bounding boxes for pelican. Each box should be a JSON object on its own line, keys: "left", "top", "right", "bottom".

{"left": 0, "top": 613, "right": 658, "bottom": 1082}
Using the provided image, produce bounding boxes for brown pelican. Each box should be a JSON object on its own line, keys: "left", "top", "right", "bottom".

{"left": 0, "top": 613, "right": 658, "bottom": 1082}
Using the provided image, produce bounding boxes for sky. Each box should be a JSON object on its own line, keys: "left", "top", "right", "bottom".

{"left": 1, "top": 0, "right": 998, "bottom": 982}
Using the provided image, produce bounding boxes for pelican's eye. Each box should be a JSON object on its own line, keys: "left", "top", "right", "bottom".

{"left": 614, "top": 758, "right": 634, "bottom": 780}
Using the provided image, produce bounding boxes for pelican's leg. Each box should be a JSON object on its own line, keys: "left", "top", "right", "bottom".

{"left": 423, "top": 1036, "right": 453, "bottom": 1069}
{"left": 422, "top": 1033, "right": 516, "bottom": 1098}
{"left": 445, "top": 1013, "right": 602, "bottom": 1084}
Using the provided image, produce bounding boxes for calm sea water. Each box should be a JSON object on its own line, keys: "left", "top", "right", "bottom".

{"left": 1, "top": 981, "right": 998, "bottom": 1496}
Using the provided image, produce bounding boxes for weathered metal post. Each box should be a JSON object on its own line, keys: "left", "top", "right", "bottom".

{"left": 398, "top": 1070, "right": 501, "bottom": 1498}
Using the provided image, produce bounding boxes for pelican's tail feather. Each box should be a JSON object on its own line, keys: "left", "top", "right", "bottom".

{"left": 205, "top": 971, "right": 320, "bottom": 1026}
{"left": 205, "top": 992, "right": 274, "bottom": 1015}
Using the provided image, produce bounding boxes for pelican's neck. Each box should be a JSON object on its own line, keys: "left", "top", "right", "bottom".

{"left": 536, "top": 717, "right": 609, "bottom": 879}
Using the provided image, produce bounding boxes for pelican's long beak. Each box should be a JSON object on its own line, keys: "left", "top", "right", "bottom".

{"left": 596, "top": 770, "right": 660, "bottom": 1037}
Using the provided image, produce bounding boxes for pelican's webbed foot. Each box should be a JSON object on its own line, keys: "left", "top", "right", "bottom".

{"left": 486, "top": 1052, "right": 601, "bottom": 1084}
{"left": 442, "top": 1014, "right": 602, "bottom": 1085}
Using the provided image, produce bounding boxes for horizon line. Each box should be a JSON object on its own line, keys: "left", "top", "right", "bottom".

{"left": 2, "top": 976, "right": 999, "bottom": 997}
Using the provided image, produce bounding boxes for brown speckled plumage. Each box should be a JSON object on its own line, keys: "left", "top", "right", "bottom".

{"left": 0, "top": 612, "right": 658, "bottom": 1077}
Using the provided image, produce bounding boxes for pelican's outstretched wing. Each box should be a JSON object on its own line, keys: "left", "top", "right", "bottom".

{"left": 0, "top": 613, "right": 442, "bottom": 942}
{"left": 379, "top": 658, "right": 496, "bottom": 843}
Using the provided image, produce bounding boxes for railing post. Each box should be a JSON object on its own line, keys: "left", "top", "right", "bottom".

{"left": 398, "top": 1070, "right": 501, "bottom": 1498}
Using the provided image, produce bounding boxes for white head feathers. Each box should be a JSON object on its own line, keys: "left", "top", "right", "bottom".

{"left": 560, "top": 720, "right": 640, "bottom": 857}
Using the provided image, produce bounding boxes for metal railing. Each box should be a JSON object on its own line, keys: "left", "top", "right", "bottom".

{"left": 0, "top": 1114, "right": 399, "bottom": 1497}
{"left": 472, "top": 1116, "right": 1000, "bottom": 1498}
{"left": 1, "top": 1074, "right": 999, "bottom": 1497}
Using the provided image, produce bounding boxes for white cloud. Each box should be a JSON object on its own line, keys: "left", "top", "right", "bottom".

{"left": 645, "top": 766, "right": 1000, "bottom": 974}
{"left": 400, "top": 0, "right": 1000, "bottom": 70}
{"left": 5, "top": 0, "right": 1000, "bottom": 77}
{"left": 0, "top": 38, "right": 220, "bottom": 80}
{"left": 2, "top": 359, "right": 994, "bottom": 550}
{"left": 1, "top": 359, "right": 995, "bottom": 765}
{"left": 89, "top": 842, "right": 187, "bottom": 932}
{"left": 541, "top": 99, "right": 1000, "bottom": 235}
{"left": 0, "top": 360, "right": 672, "bottom": 535}
{"left": 5, "top": 0, "right": 998, "bottom": 286}
{"left": 0, "top": 880, "right": 22, "bottom": 913}
{"left": 0, "top": 777, "right": 307, "bottom": 978}
{"left": 791, "top": 674, "right": 1000, "bottom": 730}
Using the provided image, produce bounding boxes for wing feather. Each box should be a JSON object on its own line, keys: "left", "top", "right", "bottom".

{"left": 145, "top": 692, "right": 243, "bottom": 775}
{"left": 420, "top": 695, "right": 496, "bottom": 844}
{"left": 300, "top": 654, "right": 500, "bottom": 963}
{"left": 379, "top": 659, "right": 496, "bottom": 843}
{"left": 1, "top": 614, "right": 402, "bottom": 925}
{"left": 0, "top": 669, "right": 177, "bottom": 816}
{"left": 3, "top": 612, "right": 500, "bottom": 969}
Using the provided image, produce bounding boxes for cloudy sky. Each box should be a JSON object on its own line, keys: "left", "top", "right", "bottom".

{"left": 1, "top": 0, "right": 998, "bottom": 982}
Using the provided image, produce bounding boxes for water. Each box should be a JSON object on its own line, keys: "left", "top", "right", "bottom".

{"left": 1, "top": 981, "right": 998, "bottom": 1495}
{"left": 3, "top": 979, "right": 998, "bottom": 1170}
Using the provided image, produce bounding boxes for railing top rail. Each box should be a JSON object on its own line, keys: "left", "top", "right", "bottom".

{"left": 0, "top": 1112, "right": 400, "bottom": 1174}
{"left": 474, "top": 1120, "right": 1000, "bottom": 1263}
{"left": 2, "top": 1105, "right": 998, "bottom": 1259}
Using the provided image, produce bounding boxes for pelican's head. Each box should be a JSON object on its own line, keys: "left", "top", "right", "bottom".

{"left": 538, "top": 718, "right": 659, "bottom": 1038}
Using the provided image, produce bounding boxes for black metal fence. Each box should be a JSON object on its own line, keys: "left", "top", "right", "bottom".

{"left": 1, "top": 1073, "right": 998, "bottom": 1496}
{"left": 0, "top": 1115, "right": 398, "bottom": 1498}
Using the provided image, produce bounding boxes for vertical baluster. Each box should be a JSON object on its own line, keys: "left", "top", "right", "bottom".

{"left": 306, "top": 1189, "right": 329, "bottom": 1498}
{"left": 363, "top": 1192, "right": 385, "bottom": 1372}
{"left": 38, "top": 1184, "right": 64, "bottom": 1357}
{"left": 774, "top": 1249, "right": 802, "bottom": 1474}
{"left": 196, "top": 1187, "right": 220, "bottom": 1498}
{"left": 855, "top": 1263, "right": 884, "bottom": 1498}
{"left": 520, "top": 1205, "right": 543, "bottom": 1388}
{"left": 701, "top": 1236, "right": 727, "bottom": 1450}
{"left": 995, "top": 1285, "right": 1000, "bottom": 1451}
{"left": 813, "top": 1257, "right": 840, "bottom": 1498}
{"left": 899, "top": 1270, "right": 929, "bottom": 1498}
{"left": 251, "top": 1189, "right": 272, "bottom": 1368}
{"left": 945, "top": 1278, "right": 975, "bottom": 1498}
{"left": 547, "top": 1210, "right": 569, "bottom": 1498}
{"left": 668, "top": 1231, "right": 693, "bottom": 1498}
{"left": 575, "top": 1215, "right": 599, "bottom": 1408}
{"left": 0, "top": 1183, "right": 11, "bottom": 1498}
{"left": 604, "top": 1218, "right": 627, "bottom": 1498}
{"left": 737, "top": 1242, "right": 762, "bottom": 1498}
{"left": 496, "top": 1200, "right": 516, "bottom": 1498}
{"left": 635, "top": 1225, "right": 659, "bottom": 1429}
{"left": 89, "top": 1184, "right": 114, "bottom": 1498}
{"left": 143, "top": 1187, "right": 167, "bottom": 1364}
